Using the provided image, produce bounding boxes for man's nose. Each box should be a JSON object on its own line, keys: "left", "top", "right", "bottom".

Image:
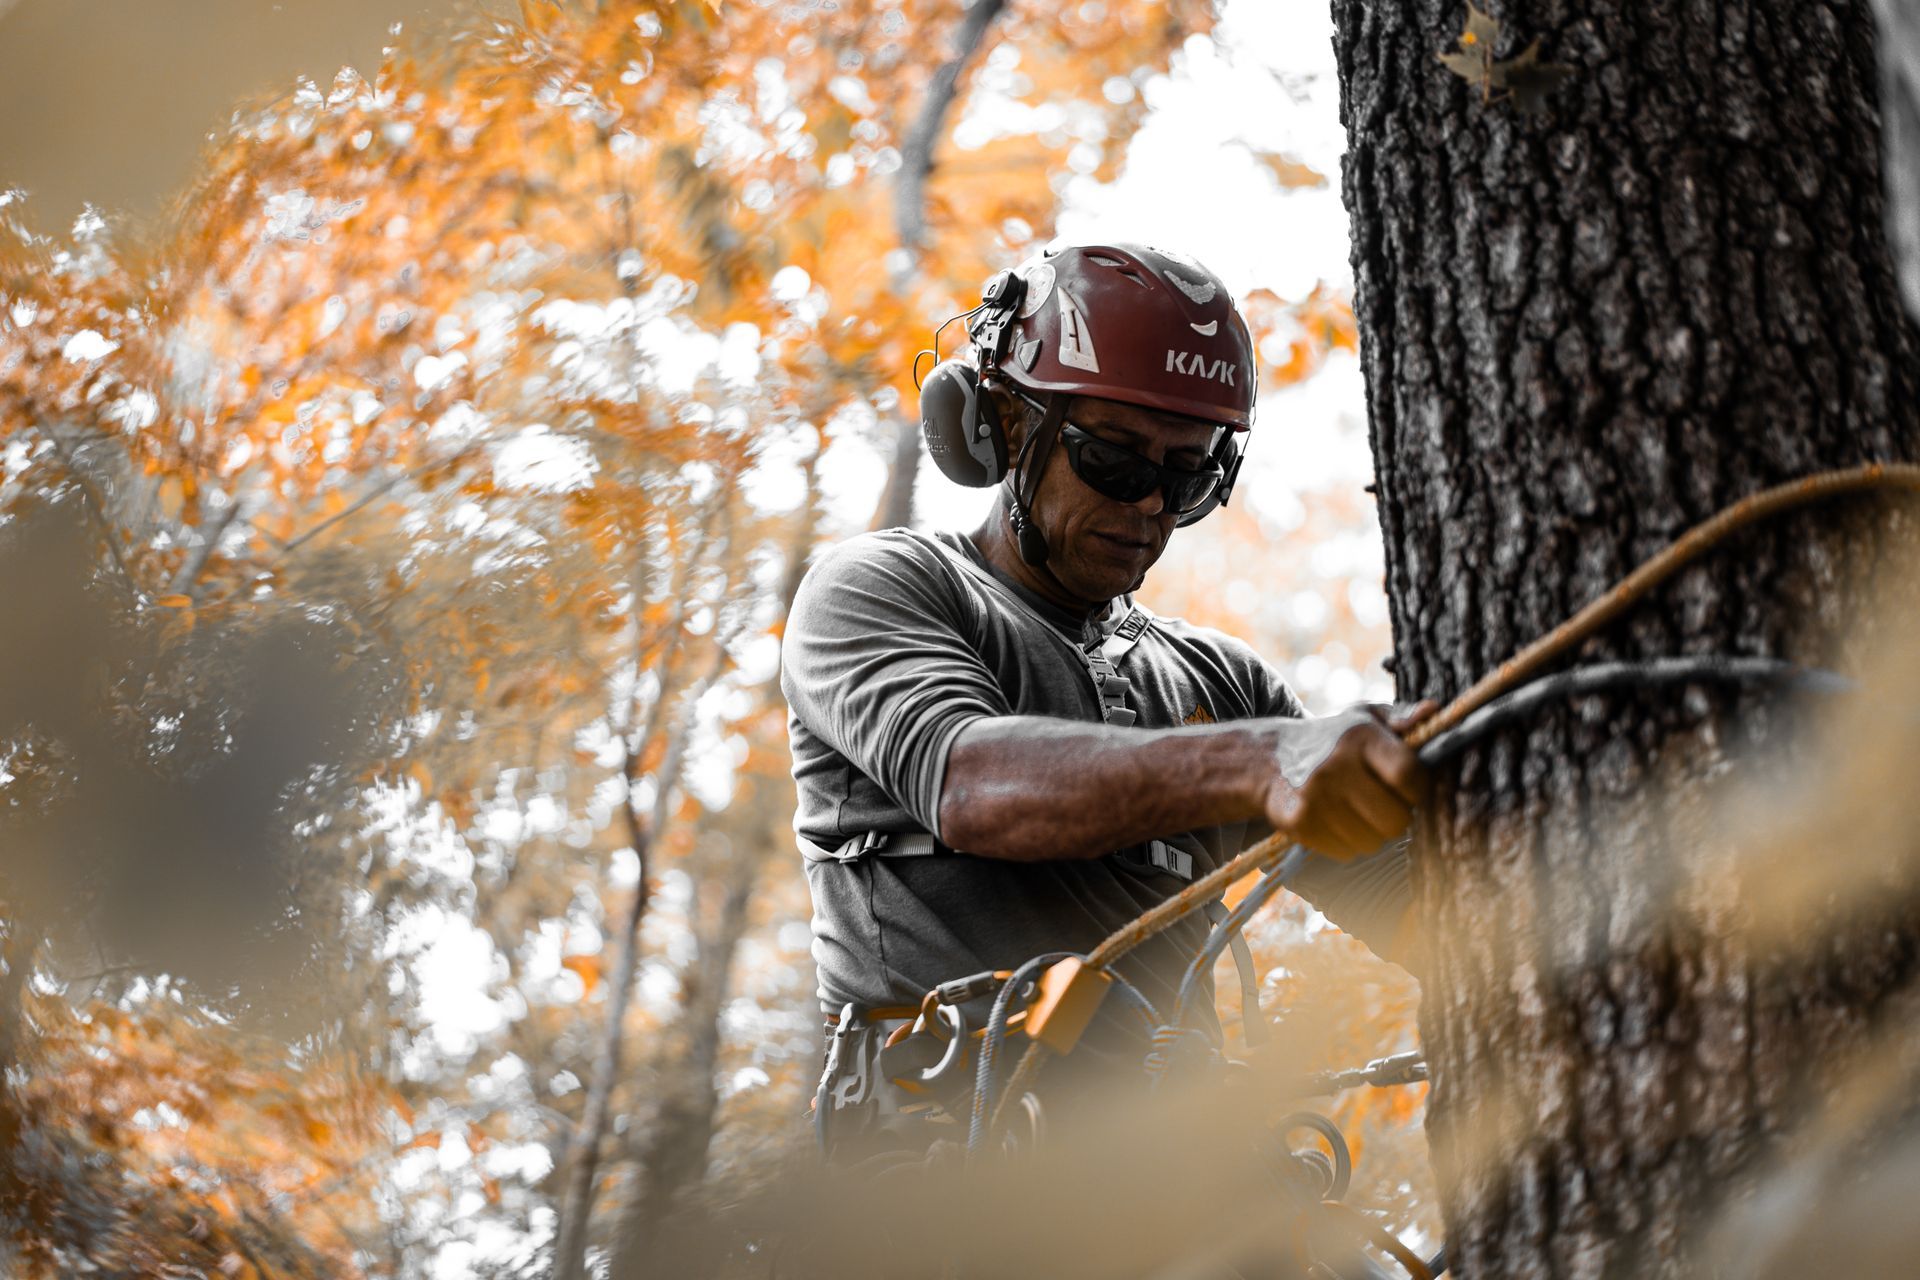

{"left": 1127, "top": 484, "right": 1168, "bottom": 518}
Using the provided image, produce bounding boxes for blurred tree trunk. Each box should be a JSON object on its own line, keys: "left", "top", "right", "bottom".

{"left": 870, "top": 414, "right": 922, "bottom": 531}
{"left": 1333, "top": 1, "right": 1920, "bottom": 1276}
{"left": 601, "top": 474, "right": 822, "bottom": 1269}
{"left": 1877, "top": 0, "right": 1920, "bottom": 318}
{"left": 608, "top": 842, "right": 765, "bottom": 1273}
{"left": 875, "top": 0, "right": 1010, "bottom": 533}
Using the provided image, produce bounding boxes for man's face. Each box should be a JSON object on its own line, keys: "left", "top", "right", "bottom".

{"left": 1022, "top": 394, "right": 1226, "bottom": 602}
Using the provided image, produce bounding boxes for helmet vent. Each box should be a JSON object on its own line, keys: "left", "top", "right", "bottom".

{"left": 1086, "top": 253, "right": 1150, "bottom": 288}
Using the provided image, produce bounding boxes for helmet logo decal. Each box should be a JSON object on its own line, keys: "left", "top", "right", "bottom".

{"left": 1189, "top": 319, "right": 1219, "bottom": 336}
{"left": 1167, "top": 272, "right": 1217, "bottom": 305}
{"left": 1166, "top": 350, "right": 1237, "bottom": 386}
{"left": 1017, "top": 263, "right": 1055, "bottom": 318}
{"left": 1057, "top": 290, "right": 1101, "bottom": 373}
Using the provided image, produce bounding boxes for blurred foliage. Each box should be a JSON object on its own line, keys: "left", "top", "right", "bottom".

{"left": 0, "top": 0, "right": 1429, "bottom": 1274}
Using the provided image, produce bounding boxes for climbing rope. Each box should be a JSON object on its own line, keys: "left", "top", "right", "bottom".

{"left": 981, "top": 460, "right": 1920, "bottom": 1143}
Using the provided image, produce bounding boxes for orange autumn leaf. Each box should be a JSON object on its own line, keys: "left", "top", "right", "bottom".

{"left": 561, "top": 953, "right": 603, "bottom": 995}
{"left": 402, "top": 1129, "right": 443, "bottom": 1152}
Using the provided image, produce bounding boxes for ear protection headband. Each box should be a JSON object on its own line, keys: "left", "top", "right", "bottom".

{"left": 916, "top": 268, "right": 1026, "bottom": 489}
{"left": 914, "top": 265, "right": 1244, "bottom": 562}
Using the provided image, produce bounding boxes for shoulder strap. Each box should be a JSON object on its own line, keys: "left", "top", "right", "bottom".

{"left": 1102, "top": 607, "right": 1153, "bottom": 664}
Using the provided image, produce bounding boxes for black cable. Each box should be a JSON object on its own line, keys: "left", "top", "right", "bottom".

{"left": 1418, "top": 655, "right": 1852, "bottom": 767}
{"left": 968, "top": 951, "right": 1069, "bottom": 1156}
{"left": 1168, "top": 846, "right": 1306, "bottom": 1032}
{"left": 1166, "top": 656, "right": 1854, "bottom": 1039}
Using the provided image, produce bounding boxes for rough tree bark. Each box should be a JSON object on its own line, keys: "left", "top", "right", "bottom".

{"left": 1332, "top": 1, "right": 1920, "bottom": 1275}
{"left": 1875, "top": 0, "right": 1920, "bottom": 317}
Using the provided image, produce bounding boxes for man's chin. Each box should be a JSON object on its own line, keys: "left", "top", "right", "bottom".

{"left": 1066, "top": 556, "right": 1155, "bottom": 603}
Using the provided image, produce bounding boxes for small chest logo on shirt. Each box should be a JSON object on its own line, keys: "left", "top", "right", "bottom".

{"left": 1183, "top": 703, "right": 1215, "bottom": 726}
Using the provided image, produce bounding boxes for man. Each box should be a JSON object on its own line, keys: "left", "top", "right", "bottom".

{"left": 781, "top": 243, "right": 1424, "bottom": 1151}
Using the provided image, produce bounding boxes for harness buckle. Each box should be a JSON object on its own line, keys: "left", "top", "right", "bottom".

{"left": 1146, "top": 840, "right": 1193, "bottom": 879}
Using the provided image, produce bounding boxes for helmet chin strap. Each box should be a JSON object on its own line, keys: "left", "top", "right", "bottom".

{"left": 1005, "top": 393, "right": 1070, "bottom": 567}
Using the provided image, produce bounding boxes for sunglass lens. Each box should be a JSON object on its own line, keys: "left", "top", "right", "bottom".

{"left": 1075, "top": 438, "right": 1159, "bottom": 503}
{"left": 1166, "top": 471, "right": 1222, "bottom": 514}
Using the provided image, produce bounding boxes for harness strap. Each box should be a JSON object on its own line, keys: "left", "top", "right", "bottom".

{"left": 804, "top": 830, "right": 1199, "bottom": 883}
{"left": 797, "top": 831, "right": 942, "bottom": 862}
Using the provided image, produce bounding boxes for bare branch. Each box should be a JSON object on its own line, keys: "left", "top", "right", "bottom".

{"left": 166, "top": 493, "right": 246, "bottom": 599}
{"left": 274, "top": 442, "right": 484, "bottom": 561}
{"left": 551, "top": 499, "right": 735, "bottom": 1280}
{"left": 893, "top": 0, "right": 1010, "bottom": 262}
{"left": 37, "top": 419, "right": 147, "bottom": 603}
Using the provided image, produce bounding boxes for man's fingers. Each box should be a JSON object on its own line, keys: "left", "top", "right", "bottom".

{"left": 1386, "top": 698, "right": 1440, "bottom": 735}
{"left": 1359, "top": 725, "right": 1428, "bottom": 809}
{"left": 1306, "top": 800, "right": 1377, "bottom": 862}
{"left": 1344, "top": 774, "right": 1414, "bottom": 846}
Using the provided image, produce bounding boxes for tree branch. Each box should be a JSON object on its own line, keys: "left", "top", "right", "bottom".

{"left": 273, "top": 442, "right": 484, "bottom": 560}
{"left": 166, "top": 493, "right": 246, "bottom": 599}
{"left": 550, "top": 501, "right": 733, "bottom": 1280}
{"left": 38, "top": 419, "right": 146, "bottom": 603}
{"left": 893, "top": 0, "right": 1010, "bottom": 262}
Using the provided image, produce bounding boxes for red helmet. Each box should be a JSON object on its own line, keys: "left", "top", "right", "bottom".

{"left": 978, "top": 242, "right": 1256, "bottom": 429}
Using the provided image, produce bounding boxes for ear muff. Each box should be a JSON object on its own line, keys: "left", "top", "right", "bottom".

{"left": 918, "top": 359, "right": 1009, "bottom": 488}
{"left": 1174, "top": 438, "right": 1245, "bottom": 528}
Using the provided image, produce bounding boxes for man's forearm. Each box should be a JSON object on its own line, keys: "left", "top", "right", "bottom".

{"left": 935, "top": 716, "right": 1273, "bottom": 861}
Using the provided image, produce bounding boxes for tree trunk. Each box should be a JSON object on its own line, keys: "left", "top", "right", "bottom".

{"left": 1332, "top": 1, "right": 1920, "bottom": 1275}
{"left": 1876, "top": 0, "right": 1920, "bottom": 319}
{"left": 608, "top": 850, "right": 761, "bottom": 1274}
{"left": 870, "top": 414, "right": 921, "bottom": 532}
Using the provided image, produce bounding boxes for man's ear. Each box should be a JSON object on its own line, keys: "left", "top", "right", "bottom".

{"left": 984, "top": 383, "right": 1025, "bottom": 454}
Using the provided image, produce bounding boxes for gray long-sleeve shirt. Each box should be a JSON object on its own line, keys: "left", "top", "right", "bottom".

{"left": 780, "top": 527, "right": 1410, "bottom": 1036}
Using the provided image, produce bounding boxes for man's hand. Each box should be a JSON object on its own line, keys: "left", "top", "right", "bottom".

{"left": 1259, "top": 702, "right": 1435, "bottom": 861}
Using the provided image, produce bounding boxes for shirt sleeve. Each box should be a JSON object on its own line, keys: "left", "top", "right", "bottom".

{"left": 779, "top": 534, "right": 1010, "bottom": 841}
{"left": 1254, "top": 656, "right": 1307, "bottom": 720}
{"left": 1286, "top": 842, "right": 1414, "bottom": 966}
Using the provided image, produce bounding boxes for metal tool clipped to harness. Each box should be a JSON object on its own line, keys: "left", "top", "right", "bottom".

{"left": 813, "top": 1002, "right": 881, "bottom": 1157}
{"left": 1024, "top": 956, "right": 1113, "bottom": 1055}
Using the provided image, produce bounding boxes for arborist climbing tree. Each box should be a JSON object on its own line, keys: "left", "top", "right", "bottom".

{"left": 780, "top": 242, "right": 1434, "bottom": 1165}
{"left": 1332, "top": 1, "right": 1920, "bottom": 1276}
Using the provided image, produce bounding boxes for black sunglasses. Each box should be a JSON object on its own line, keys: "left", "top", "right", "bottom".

{"left": 1058, "top": 423, "right": 1226, "bottom": 515}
